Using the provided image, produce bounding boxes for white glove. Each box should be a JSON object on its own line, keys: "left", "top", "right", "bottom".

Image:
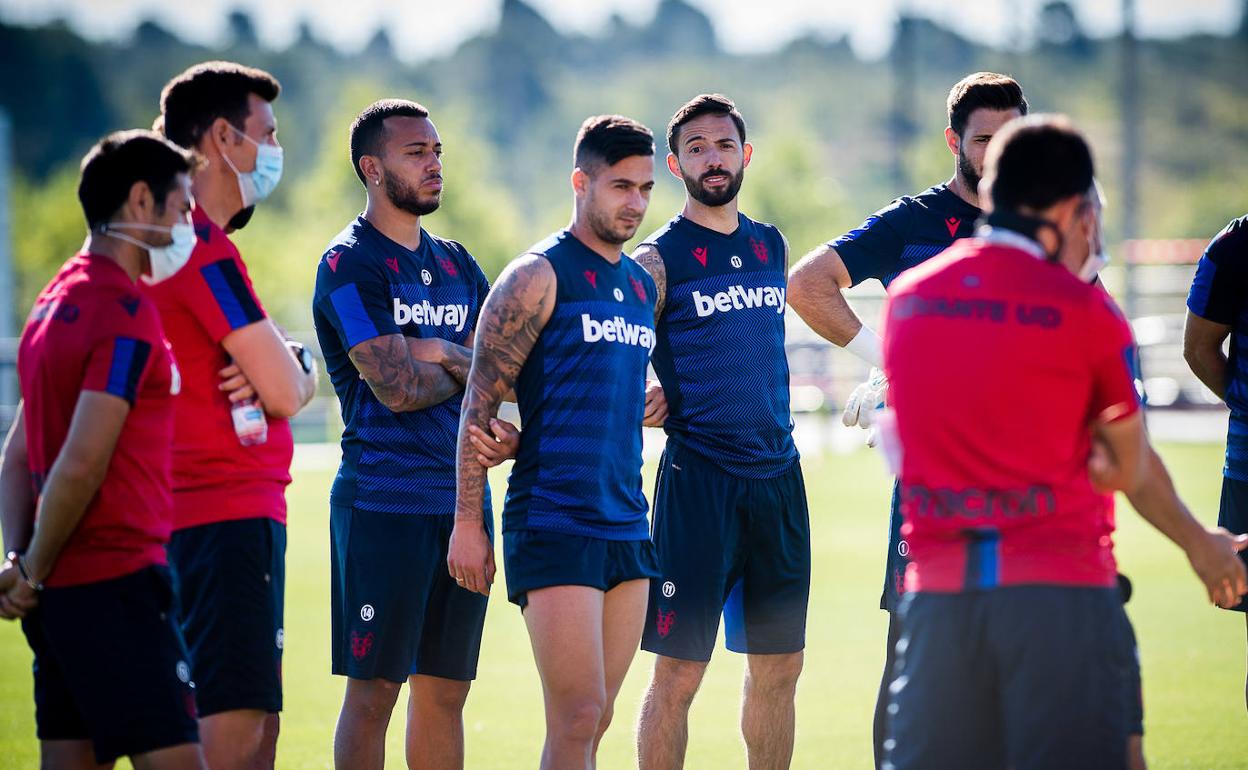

{"left": 842, "top": 367, "right": 888, "bottom": 439}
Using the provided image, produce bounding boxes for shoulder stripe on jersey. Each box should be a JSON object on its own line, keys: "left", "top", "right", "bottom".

{"left": 104, "top": 336, "right": 152, "bottom": 405}
{"left": 201, "top": 258, "right": 264, "bottom": 330}
{"left": 329, "top": 283, "right": 382, "bottom": 349}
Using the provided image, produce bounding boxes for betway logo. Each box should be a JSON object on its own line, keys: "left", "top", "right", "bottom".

{"left": 581, "top": 314, "right": 656, "bottom": 351}
{"left": 692, "top": 285, "right": 786, "bottom": 317}
{"left": 393, "top": 298, "right": 470, "bottom": 331}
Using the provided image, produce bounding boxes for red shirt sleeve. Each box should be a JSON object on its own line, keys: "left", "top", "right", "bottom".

{"left": 176, "top": 234, "right": 267, "bottom": 344}
{"left": 1085, "top": 292, "right": 1142, "bottom": 424}
{"left": 81, "top": 294, "right": 165, "bottom": 406}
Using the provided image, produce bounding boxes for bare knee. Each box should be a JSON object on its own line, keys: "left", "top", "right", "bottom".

{"left": 551, "top": 698, "right": 606, "bottom": 744}
{"left": 345, "top": 679, "right": 402, "bottom": 724}
{"left": 410, "top": 677, "right": 471, "bottom": 715}
{"left": 746, "top": 652, "right": 804, "bottom": 696}
{"left": 648, "top": 657, "right": 708, "bottom": 710}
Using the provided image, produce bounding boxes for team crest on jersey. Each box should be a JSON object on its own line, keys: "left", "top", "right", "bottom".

{"left": 655, "top": 609, "right": 676, "bottom": 638}
{"left": 583, "top": 270, "right": 598, "bottom": 289}
{"left": 945, "top": 217, "right": 961, "bottom": 238}
{"left": 630, "top": 276, "right": 647, "bottom": 302}
{"left": 325, "top": 250, "right": 342, "bottom": 272}
{"left": 118, "top": 294, "right": 141, "bottom": 317}
{"left": 437, "top": 256, "right": 458, "bottom": 277}
{"left": 692, "top": 246, "right": 708, "bottom": 267}
{"left": 350, "top": 631, "right": 375, "bottom": 660}
{"left": 749, "top": 237, "right": 769, "bottom": 264}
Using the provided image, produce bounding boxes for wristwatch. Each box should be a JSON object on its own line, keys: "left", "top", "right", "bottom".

{"left": 6, "top": 550, "right": 43, "bottom": 592}
{"left": 286, "top": 340, "right": 314, "bottom": 374}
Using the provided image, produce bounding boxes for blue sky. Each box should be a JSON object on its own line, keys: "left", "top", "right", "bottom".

{"left": 0, "top": 0, "right": 1241, "bottom": 61}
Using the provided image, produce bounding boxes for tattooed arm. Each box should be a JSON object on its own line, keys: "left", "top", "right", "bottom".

{"left": 448, "top": 255, "right": 556, "bottom": 595}
{"left": 349, "top": 334, "right": 462, "bottom": 412}
{"left": 419, "top": 337, "right": 473, "bottom": 386}
{"left": 630, "top": 243, "right": 667, "bottom": 323}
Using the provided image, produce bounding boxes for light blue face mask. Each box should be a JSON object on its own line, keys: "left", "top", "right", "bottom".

{"left": 222, "top": 126, "right": 283, "bottom": 207}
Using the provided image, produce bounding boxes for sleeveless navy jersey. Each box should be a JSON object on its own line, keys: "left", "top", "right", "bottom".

{"left": 312, "top": 216, "right": 491, "bottom": 515}
{"left": 1188, "top": 215, "right": 1248, "bottom": 481}
{"left": 641, "top": 213, "right": 797, "bottom": 479}
{"left": 831, "top": 184, "right": 981, "bottom": 288}
{"left": 503, "top": 230, "right": 656, "bottom": 540}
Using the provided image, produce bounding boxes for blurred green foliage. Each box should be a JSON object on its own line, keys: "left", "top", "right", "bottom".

{"left": 3, "top": 0, "right": 1246, "bottom": 327}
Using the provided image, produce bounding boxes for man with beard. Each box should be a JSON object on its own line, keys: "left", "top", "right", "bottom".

{"left": 312, "top": 99, "right": 517, "bottom": 770}
{"left": 787, "top": 72, "right": 1026, "bottom": 768}
{"left": 152, "top": 61, "right": 318, "bottom": 770}
{"left": 450, "top": 115, "right": 659, "bottom": 770}
{"left": 630, "top": 94, "right": 807, "bottom": 770}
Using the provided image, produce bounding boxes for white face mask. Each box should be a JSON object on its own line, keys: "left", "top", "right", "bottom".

{"left": 1078, "top": 248, "right": 1109, "bottom": 283}
{"left": 221, "top": 127, "right": 283, "bottom": 207}
{"left": 102, "top": 221, "right": 196, "bottom": 284}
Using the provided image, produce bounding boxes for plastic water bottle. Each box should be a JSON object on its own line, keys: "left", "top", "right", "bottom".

{"left": 231, "top": 396, "right": 268, "bottom": 446}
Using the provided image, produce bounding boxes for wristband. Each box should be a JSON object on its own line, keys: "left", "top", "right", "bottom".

{"left": 844, "top": 325, "right": 883, "bottom": 368}
{"left": 9, "top": 551, "right": 43, "bottom": 592}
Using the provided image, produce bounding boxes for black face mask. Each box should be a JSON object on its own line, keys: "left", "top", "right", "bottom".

{"left": 226, "top": 205, "right": 256, "bottom": 233}
{"left": 979, "top": 209, "right": 1063, "bottom": 262}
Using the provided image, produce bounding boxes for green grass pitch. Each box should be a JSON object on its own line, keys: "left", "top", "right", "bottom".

{"left": 1, "top": 443, "right": 1245, "bottom": 768}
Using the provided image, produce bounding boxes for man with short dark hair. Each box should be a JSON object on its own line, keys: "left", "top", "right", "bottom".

{"left": 451, "top": 114, "right": 659, "bottom": 770}
{"left": 0, "top": 129, "right": 205, "bottom": 769}
{"left": 1184, "top": 212, "right": 1248, "bottom": 712}
{"left": 880, "top": 115, "right": 1247, "bottom": 770}
{"left": 151, "top": 60, "right": 317, "bottom": 770}
{"left": 314, "top": 98, "right": 515, "bottom": 770}
{"left": 787, "top": 71, "right": 1027, "bottom": 766}
{"left": 631, "top": 93, "right": 808, "bottom": 770}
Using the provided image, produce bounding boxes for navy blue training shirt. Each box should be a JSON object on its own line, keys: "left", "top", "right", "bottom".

{"left": 313, "top": 216, "right": 491, "bottom": 515}
{"left": 503, "top": 230, "right": 656, "bottom": 540}
{"left": 832, "top": 184, "right": 981, "bottom": 288}
{"left": 1187, "top": 215, "right": 1248, "bottom": 481}
{"left": 641, "top": 212, "right": 797, "bottom": 478}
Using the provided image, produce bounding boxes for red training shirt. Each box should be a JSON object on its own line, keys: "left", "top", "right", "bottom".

{"left": 144, "top": 206, "right": 292, "bottom": 530}
{"left": 18, "top": 253, "right": 177, "bottom": 587}
{"left": 882, "top": 231, "right": 1141, "bottom": 593}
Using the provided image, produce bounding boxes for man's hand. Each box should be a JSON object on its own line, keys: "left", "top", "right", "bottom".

{"left": 0, "top": 560, "right": 37, "bottom": 620}
{"left": 218, "top": 362, "right": 258, "bottom": 404}
{"left": 644, "top": 381, "right": 668, "bottom": 428}
{"left": 843, "top": 368, "right": 888, "bottom": 446}
{"left": 468, "top": 419, "right": 520, "bottom": 467}
{"left": 447, "top": 522, "right": 494, "bottom": 597}
{"left": 1183, "top": 527, "right": 1248, "bottom": 609}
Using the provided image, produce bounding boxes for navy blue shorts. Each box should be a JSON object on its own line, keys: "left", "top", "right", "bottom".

{"left": 882, "top": 481, "right": 907, "bottom": 612}
{"left": 331, "top": 505, "right": 490, "bottom": 682}
{"left": 1218, "top": 475, "right": 1248, "bottom": 612}
{"left": 503, "top": 528, "right": 659, "bottom": 608}
{"left": 885, "top": 587, "right": 1135, "bottom": 770}
{"left": 641, "top": 441, "right": 810, "bottom": 661}
{"left": 21, "top": 565, "right": 199, "bottom": 764}
{"left": 168, "top": 517, "right": 285, "bottom": 716}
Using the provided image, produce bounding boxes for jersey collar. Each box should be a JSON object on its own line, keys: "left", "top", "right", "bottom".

{"left": 976, "top": 226, "right": 1046, "bottom": 260}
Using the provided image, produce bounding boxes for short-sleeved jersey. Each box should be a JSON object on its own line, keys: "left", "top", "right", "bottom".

{"left": 144, "top": 206, "right": 293, "bottom": 530}
{"left": 831, "top": 184, "right": 981, "bottom": 288}
{"left": 503, "top": 230, "right": 656, "bottom": 540}
{"left": 18, "top": 253, "right": 178, "bottom": 587}
{"left": 313, "top": 216, "right": 491, "bottom": 516}
{"left": 883, "top": 232, "right": 1141, "bottom": 593}
{"left": 639, "top": 213, "right": 797, "bottom": 478}
{"left": 1187, "top": 215, "right": 1248, "bottom": 481}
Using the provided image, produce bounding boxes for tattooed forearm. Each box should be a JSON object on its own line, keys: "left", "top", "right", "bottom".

{"left": 350, "top": 334, "right": 462, "bottom": 412}
{"left": 455, "top": 255, "right": 556, "bottom": 523}
{"left": 630, "top": 243, "right": 666, "bottom": 321}
{"left": 439, "top": 342, "right": 473, "bottom": 385}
